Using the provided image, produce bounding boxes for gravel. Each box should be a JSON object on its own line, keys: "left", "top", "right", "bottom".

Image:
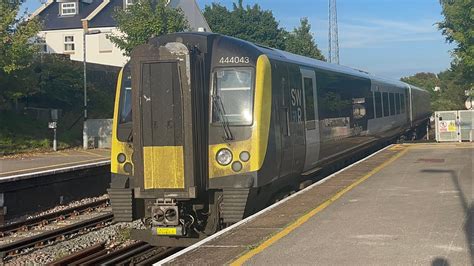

{"left": 4, "top": 194, "right": 109, "bottom": 226}
{"left": 5, "top": 220, "right": 145, "bottom": 265}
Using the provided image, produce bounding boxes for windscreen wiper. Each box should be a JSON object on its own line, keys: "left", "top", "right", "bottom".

{"left": 212, "top": 95, "right": 234, "bottom": 141}
{"left": 127, "top": 127, "right": 133, "bottom": 142}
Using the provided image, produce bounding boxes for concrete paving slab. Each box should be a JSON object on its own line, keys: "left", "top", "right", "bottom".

{"left": 246, "top": 144, "right": 473, "bottom": 265}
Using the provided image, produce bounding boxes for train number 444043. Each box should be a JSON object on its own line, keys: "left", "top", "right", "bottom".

{"left": 219, "top": 56, "right": 250, "bottom": 64}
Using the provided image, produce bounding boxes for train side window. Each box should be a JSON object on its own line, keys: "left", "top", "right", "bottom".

{"left": 401, "top": 94, "right": 406, "bottom": 113}
{"left": 389, "top": 93, "right": 395, "bottom": 115}
{"left": 303, "top": 77, "right": 315, "bottom": 121}
{"left": 396, "top": 93, "right": 401, "bottom": 114}
{"left": 374, "top": 91, "right": 382, "bottom": 118}
{"left": 382, "top": 92, "right": 389, "bottom": 117}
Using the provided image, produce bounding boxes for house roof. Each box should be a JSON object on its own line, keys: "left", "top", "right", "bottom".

{"left": 168, "top": 0, "right": 211, "bottom": 32}
{"left": 32, "top": 0, "right": 212, "bottom": 32}
{"left": 36, "top": 0, "right": 104, "bottom": 30}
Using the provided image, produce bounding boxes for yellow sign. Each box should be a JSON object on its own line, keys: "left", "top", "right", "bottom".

{"left": 448, "top": 121, "right": 457, "bottom": 132}
{"left": 439, "top": 120, "right": 456, "bottom": 133}
{"left": 156, "top": 227, "right": 177, "bottom": 235}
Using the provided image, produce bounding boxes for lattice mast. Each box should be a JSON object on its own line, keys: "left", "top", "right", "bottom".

{"left": 328, "top": 0, "right": 340, "bottom": 64}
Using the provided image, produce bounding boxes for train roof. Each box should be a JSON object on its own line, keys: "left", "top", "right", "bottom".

{"left": 150, "top": 32, "right": 427, "bottom": 93}
{"left": 253, "top": 44, "right": 412, "bottom": 89}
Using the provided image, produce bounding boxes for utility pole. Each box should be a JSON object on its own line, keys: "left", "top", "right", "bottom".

{"left": 83, "top": 21, "right": 88, "bottom": 149}
{"left": 328, "top": 0, "right": 340, "bottom": 64}
{"left": 81, "top": 19, "right": 101, "bottom": 149}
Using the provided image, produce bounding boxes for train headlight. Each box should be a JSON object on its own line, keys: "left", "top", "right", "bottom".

{"left": 123, "top": 162, "right": 133, "bottom": 174}
{"left": 117, "top": 153, "right": 126, "bottom": 163}
{"left": 239, "top": 151, "right": 250, "bottom": 162}
{"left": 216, "top": 148, "right": 233, "bottom": 166}
{"left": 232, "top": 161, "right": 243, "bottom": 172}
{"left": 165, "top": 208, "right": 177, "bottom": 222}
{"left": 153, "top": 209, "right": 165, "bottom": 222}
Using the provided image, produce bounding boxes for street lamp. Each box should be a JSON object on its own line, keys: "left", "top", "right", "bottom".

{"left": 82, "top": 27, "right": 101, "bottom": 149}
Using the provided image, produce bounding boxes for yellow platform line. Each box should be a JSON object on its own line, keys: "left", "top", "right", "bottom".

{"left": 230, "top": 147, "right": 409, "bottom": 266}
{"left": 79, "top": 150, "right": 108, "bottom": 157}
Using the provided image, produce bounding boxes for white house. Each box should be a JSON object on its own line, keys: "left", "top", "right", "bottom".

{"left": 32, "top": 0, "right": 211, "bottom": 67}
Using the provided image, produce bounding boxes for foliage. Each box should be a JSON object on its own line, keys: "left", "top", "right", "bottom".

{"left": 438, "top": 0, "right": 474, "bottom": 82}
{"left": 285, "top": 18, "right": 325, "bottom": 60}
{"left": 0, "top": 0, "right": 40, "bottom": 73}
{"left": 401, "top": 69, "right": 466, "bottom": 111}
{"left": 28, "top": 55, "right": 84, "bottom": 110}
{"left": 0, "top": 111, "right": 80, "bottom": 155}
{"left": 401, "top": 72, "right": 440, "bottom": 98}
{"left": 109, "top": 0, "right": 189, "bottom": 56}
{"left": 25, "top": 54, "right": 116, "bottom": 118}
{"left": 204, "top": 1, "right": 325, "bottom": 60}
{"left": 204, "top": 0, "right": 287, "bottom": 50}
{"left": 0, "top": 0, "right": 41, "bottom": 105}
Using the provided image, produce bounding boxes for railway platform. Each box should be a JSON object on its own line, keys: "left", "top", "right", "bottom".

{"left": 159, "top": 143, "right": 474, "bottom": 265}
{"left": 0, "top": 149, "right": 110, "bottom": 181}
{"left": 0, "top": 149, "right": 111, "bottom": 221}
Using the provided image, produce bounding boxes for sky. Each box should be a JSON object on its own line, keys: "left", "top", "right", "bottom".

{"left": 24, "top": 0, "right": 454, "bottom": 80}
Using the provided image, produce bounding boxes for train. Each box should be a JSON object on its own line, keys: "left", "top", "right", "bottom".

{"left": 108, "top": 32, "right": 430, "bottom": 246}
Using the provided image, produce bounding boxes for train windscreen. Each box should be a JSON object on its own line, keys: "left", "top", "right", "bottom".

{"left": 212, "top": 68, "right": 254, "bottom": 125}
{"left": 119, "top": 65, "right": 132, "bottom": 124}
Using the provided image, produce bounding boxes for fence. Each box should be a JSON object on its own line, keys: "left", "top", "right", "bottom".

{"left": 435, "top": 110, "right": 474, "bottom": 142}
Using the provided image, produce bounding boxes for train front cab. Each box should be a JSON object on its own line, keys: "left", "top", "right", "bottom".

{"left": 109, "top": 65, "right": 137, "bottom": 222}
{"left": 125, "top": 35, "right": 306, "bottom": 246}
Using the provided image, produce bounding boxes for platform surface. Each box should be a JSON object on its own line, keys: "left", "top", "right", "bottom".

{"left": 160, "top": 143, "right": 474, "bottom": 265}
{"left": 0, "top": 149, "right": 110, "bottom": 180}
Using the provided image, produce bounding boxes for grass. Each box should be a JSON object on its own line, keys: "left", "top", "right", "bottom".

{"left": 0, "top": 111, "right": 82, "bottom": 156}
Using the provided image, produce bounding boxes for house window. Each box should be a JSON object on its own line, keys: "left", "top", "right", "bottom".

{"left": 61, "top": 2, "right": 77, "bottom": 16}
{"left": 64, "top": 35, "right": 75, "bottom": 52}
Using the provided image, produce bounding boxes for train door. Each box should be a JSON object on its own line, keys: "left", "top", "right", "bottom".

{"left": 300, "top": 68, "right": 320, "bottom": 171}
{"left": 288, "top": 66, "right": 305, "bottom": 174}
{"left": 133, "top": 42, "right": 197, "bottom": 198}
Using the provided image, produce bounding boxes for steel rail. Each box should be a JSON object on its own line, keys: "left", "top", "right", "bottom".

{"left": 0, "top": 199, "right": 109, "bottom": 236}
{"left": 0, "top": 213, "right": 113, "bottom": 259}
{"left": 49, "top": 242, "right": 106, "bottom": 266}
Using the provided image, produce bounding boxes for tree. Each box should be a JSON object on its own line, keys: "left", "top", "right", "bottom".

{"left": 285, "top": 18, "right": 325, "bottom": 61}
{"left": 0, "top": 0, "right": 40, "bottom": 106}
{"left": 401, "top": 72, "right": 439, "bottom": 92}
{"left": 203, "top": 0, "right": 287, "bottom": 50}
{"left": 108, "top": 0, "right": 189, "bottom": 56}
{"left": 401, "top": 70, "right": 465, "bottom": 111}
{"left": 438, "top": 0, "right": 474, "bottom": 82}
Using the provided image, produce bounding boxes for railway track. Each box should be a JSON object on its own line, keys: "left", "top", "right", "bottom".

{"left": 0, "top": 198, "right": 109, "bottom": 237}
{"left": 0, "top": 199, "right": 113, "bottom": 260}
{"left": 51, "top": 241, "right": 179, "bottom": 265}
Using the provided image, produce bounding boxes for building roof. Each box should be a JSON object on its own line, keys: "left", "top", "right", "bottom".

{"left": 32, "top": 0, "right": 212, "bottom": 32}
{"left": 36, "top": 0, "right": 103, "bottom": 30}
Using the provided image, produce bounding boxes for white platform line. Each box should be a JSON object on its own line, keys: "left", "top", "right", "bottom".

{"left": 155, "top": 145, "right": 393, "bottom": 265}
{"left": 0, "top": 160, "right": 111, "bottom": 180}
